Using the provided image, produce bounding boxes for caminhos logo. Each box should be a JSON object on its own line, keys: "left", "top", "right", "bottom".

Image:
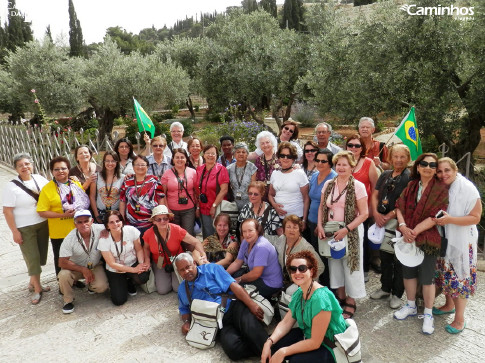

{"left": 400, "top": 4, "right": 474, "bottom": 17}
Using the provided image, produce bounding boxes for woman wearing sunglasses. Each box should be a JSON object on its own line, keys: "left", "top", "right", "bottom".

{"left": 277, "top": 121, "right": 303, "bottom": 162}
{"left": 261, "top": 251, "right": 347, "bottom": 363}
{"left": 143, "top": 205, "right": 207, "bottom": 294}
{"left": 143, "top": 134, "right": 172, "bottom": 180}
{"left": 269, "top": 142, "right": 309, "bottom": 230}
{"left": 369, "top": 145, "right": 411, "bottom": 308}
{"left": 393, "top": 153, "right": 449, "bottom": 335}
{"left": 302, "top": 141, "right": 319, "bottom": 181}
{"left": 238, "top": 181, "right": 282, "bottom": 238}
{"left": 345, "top": 134, "right": 379, "bottom": 281}
{"left": 90, "top": 151, "right": 124, "bottom": 224}
{"left": 308, "top": 150, "right": 337, "bottom": 287}
{"left": 98, "top": 211, "right": 150, "bottom": 305}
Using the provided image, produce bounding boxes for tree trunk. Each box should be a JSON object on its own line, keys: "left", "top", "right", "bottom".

{"left": 283, "top": 93, "right": 297, "bottom": 122}
{"left": 186, "top": 94, "right": 196, "bottom": 120}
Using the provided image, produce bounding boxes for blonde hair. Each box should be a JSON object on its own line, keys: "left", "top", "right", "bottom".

{"left": 332, "top": 150, "right": 357, "bottom": 168}
{"left": 387, "top": 144, "right": 411, "bottom": 164}
{"left": 438, "top": 157, "right": 457, "bottom": 171}
{"left": 151, "top": 135, "right": 167, "bottom": 146}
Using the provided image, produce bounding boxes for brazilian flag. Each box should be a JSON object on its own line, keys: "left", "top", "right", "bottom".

{"left": 395, "top": 107, "right": 422, "bottom": 160}
{"left": 133, "top": 98, "right": 155, "bottom": 138}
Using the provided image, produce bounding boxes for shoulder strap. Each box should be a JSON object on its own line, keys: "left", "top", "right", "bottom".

{"left": 11, "top": 179, "right": 39, "bottom": 202}
{"left": 172, "top": 168, "right": 196, "bottom": 206}
{"left": 153, "top": 227, "right": 173, "bottom": 262}
{"left": 378, "top": 142, "right": 385, "bottom": 157}
{"left": 260, "top": 203, "right": 272, "bottom": 227}
{"left": 215, "top": 168, "right": 222, "bottom": 195}
{"left": 185, "top": 280, "right": 192, "bottom": 303}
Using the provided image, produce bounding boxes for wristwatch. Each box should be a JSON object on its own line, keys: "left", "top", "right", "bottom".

{"left": 212, "top": 203, "right": 217, "bottom": 208}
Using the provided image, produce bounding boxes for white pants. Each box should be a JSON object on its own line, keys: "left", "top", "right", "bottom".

{"left": 329, "top": 224, "right": 366, "bottom": 298}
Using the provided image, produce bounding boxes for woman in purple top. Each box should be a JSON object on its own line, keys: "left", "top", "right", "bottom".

{"left": 226, "top": 218, "right": 283, "bottom": 299}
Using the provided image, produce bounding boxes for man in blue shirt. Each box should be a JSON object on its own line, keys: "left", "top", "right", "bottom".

{"left": 175, "top": 253, "right": 267, "bottom": 360}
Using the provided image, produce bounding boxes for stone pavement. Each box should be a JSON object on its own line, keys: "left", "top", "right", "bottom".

{"left": 1, "top": 165, "right": 484, "bottom": 362}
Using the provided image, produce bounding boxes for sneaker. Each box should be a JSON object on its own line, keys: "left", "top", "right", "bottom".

{"left": 421, "top": 314, "right": 434, "bottom": 335}
{"left": 127, "top": 284, "right": 137, "bottom": 296}
{"left": 62, "top": 302, "right": 74, "bottom": 314}
{"left": 389, "top": 295, "right": 402, "bottom": 309}
{"left": 74, "top": 280, "right": 86, "bottom": 289}
{"left": 87, "top": 288, "right": 95, "bottom": 295}
{"left": 364, "top": 272, "right": 369, "bottom": 283}
{"left": 370, "top": 289, "right": 390, "bottom": 300}
{"left": 393, "top": 303, "right": 417, "bottom": 320}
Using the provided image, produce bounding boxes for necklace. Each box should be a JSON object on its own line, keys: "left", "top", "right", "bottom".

{"left": 300, "top": 280, "right": 314, "bottom": 330}
{"left": 281, "top": 166, "right": 293, "bottom": 172}
{"left": 329, "top": 178, "right": 349, "bottom": 219}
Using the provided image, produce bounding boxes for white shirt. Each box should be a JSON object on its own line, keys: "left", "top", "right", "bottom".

{"left": 97, "top": 226, "right": 141, "bottom": 272}
{"left": 164, "top": 140, "right": 188, "bottom": 159}
{"left": 59, "top": 224, "right": 105, "bottom": 267}
{"left": 270, "top": 169, "right": 309, "bottom": 218}
{"left": 1, "top": 174, "right": 49, "bottom": 228}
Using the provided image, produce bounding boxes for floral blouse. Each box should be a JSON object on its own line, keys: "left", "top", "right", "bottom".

{"left": 203, "top": 233, "right": 239, "bottom": 263}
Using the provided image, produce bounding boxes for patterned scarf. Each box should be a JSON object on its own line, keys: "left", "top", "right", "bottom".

{"left": 321, "top": 176, "right": 360, "bottom": 272}
{"left": 396, "top": 177, "right": 449, "bottom": 255}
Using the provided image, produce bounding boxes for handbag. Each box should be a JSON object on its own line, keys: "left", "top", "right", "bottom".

{"left": 278, "top": 290, "right": 299, "bottom": 328}
{"left": 324, "top": 318, "right": 362, "bottom": 363}
{"left": 318, "top": 221, "right": 346, "bottom": 258}
{"left": 214, "top": 200, "right": 239, "bottom": 233}
{"left": 380, "top": 219, "right": 398, "bottom": 254}
{"left": 184, "top": 281, "right": 227, "bottom": 350}
{"left": 244, "top": 284, "right": 274, "bottom": 326}
{"left": 439, "top": 225, "right": 448, "bottom": 258}
{"left": 140, "top": 268, "right": 157, "bottom": 294}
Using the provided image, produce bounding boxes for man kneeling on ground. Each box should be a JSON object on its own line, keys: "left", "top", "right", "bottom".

{"left": 176, "top": 253, "right": 268, "bottom": 360}
{"left": 58, "top": 210, "right": 108, "bottom": 314}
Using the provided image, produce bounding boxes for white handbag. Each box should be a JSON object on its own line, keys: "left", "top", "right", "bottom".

{"left": 326, "top": 318, "right": 362, "bottom": 363}
{"left": 318, "top": 221, "right": 345, "bottom": 258}
{"left": 380, "top": 219, "right": 399, "bottom": 254}
{"left": 244, "top": 285, "right": 274, "bottom": 326}
{"left": 278, "top": 290, "right": 299, "bottom": 328}
{"left": 185, "top": 299, "right": 223, "bottom": 349}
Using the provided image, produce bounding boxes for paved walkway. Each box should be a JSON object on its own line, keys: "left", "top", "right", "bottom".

{"left": 0, "top": 165, "right": 484, "bottom": 362}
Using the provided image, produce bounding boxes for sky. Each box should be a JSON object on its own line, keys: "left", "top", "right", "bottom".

{"left": 0, "top": 0, "right": 284, "bottom": 44}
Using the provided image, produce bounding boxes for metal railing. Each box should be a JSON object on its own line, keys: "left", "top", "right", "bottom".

{"left": 0, "top": 123, "right": 142, "bottom": 179}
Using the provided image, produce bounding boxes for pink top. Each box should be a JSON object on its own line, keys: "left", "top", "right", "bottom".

{"left": 321, "top": 178, "right": 367, "bottom": 222}
{"left": 161, "top": 167, "right": 197, "bottom": 211}
{"left": 196, "top": 163, "right": 230, "bottom": 215}
{"left": 352, "top": 157, "right": 372, "bottom": 205}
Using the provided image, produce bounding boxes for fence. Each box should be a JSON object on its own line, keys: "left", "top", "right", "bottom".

{"left": 0, "top": 123, "right": 143, "bottom": 179}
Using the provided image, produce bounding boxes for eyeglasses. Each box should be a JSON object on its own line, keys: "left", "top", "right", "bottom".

{"left": 53, "top": 167, "right": 68, "bottom": 172}
{"left": 278, "top": 154, "right": 295, "bottom": 160}
{"left": 304, "top": 149, "right": 318, "bottom": 153}
{"left": 118, "top": 145, "right": 130, "bottom": 149}
{"left": 134, "top": 164, "right": 147, "bottom": 167}
{"left": 419, "top": 161, "right": 437, "bottom": 169}
{"left": 174, "top": 156, "right": 186, "bottom": 160}
{"left": 289, "top": 264, "right": 312, "bottom": 274}
{"left": 104, "top": 160, "right": 117, "bottom": 164}
{"left": 152, "top": 144, "right": 165, "bottom": 148}
{"left": 347, "top": 143, "right": 362, "bottom": 149}
{"left": 248, "top": 192, "right": 260, "bottom": 196}
{"left": 316, "top": 130, "right": 330, "bottom": 134}
{"left": 171, "top": 130, "right": 183, "bottom": 133}
{"left": 204, "top": 153, "right": 217, "bottom": 157}
{"left": 315, "top": 159, "right": 329, "bottom": 164}
{"left": 153, "top": 216, "right": 169, "bottom": 222}
{"left": 283, "top": 126, "right": 295, "bottom": 134}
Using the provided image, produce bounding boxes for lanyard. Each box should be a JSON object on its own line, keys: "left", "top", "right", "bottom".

{"left": 235, "top": 164, "right": 247, "bottom": 188}
{"left": 112, "top": 230, "right": 124, "bottom": 260}
{"left": 300, "top": 281, "right": 314, "bottom": 332}
{"left": 262, "top": 154, "right": 275, "bottom": 181}
{"left": 173, "top": 168, "right": 187, "bottom": 197}
{"left": 134, "top": 176, "right": 147, "bottom": 199}
{"left": 199, "top": 165, "right": 214, "bottom": 195}
{"left": 76, "top": 230, "right": 94, "bottom": 257}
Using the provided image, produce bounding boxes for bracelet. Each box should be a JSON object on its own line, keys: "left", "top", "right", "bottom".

{"left": 399, "top": 222, "right": 406, "bottom": 227}
{"left": 183, "top": 319, "right": 190, "bottom": 324}
{"left": 345, "top": 225, "right": 351, "bottom": 232}
{"left": 267, "top": 337, "right": 274, "bottom": 346}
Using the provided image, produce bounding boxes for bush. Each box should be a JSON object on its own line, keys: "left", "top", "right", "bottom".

{"left": 293, "top": 103, "right": 317, "bottom": 128}
{"left": 152, "top": 112, "right": 174, "bottom": 122}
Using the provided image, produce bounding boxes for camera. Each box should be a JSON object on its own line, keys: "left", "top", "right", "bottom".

{"left": 178, "top": 197, "right": 188, "bottom": 205}
{"left": 378, "top": 204, "right": 389, "bottom": 214}
{"left": 235, "top": 192, "right": 242, "bottom": 200}
{"left": 199, "top": 193, "right": 208, "bottom": 203}
{"left": 164, "top": 264, "right": 174, "bottom": 273}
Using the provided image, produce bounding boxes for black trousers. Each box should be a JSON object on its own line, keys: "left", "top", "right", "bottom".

{"left": 271, "top": 328, "right": 335, "bottom": 362}
{"left": 105, "top": 263, "right": 149, "bottom": 306}
{"left": 232, "top": 268, "right": 281, "bottom": 300}
{"left": 220, "top": 300, "right": 268, "bottom": 361}
{"left": 51, "top": 238, "right": 64, "bottom": 276}
{"left": 380, "top": 250, "right": 404, "bottom": 297}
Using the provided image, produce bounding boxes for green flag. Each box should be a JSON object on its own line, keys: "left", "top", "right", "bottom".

{"left": 133, "top": 98, "right": 155, "bottom": 138}
{"left": 395, "top": 107, "right": 422, "bottom": 161}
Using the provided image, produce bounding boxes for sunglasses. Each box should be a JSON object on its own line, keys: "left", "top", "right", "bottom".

{"left": 153, "top": 216, "right": 169, "bottom": 222}
{"left": 347, "top": 143, "right": 362, "bottom": 149}
{"left": 304, "top": 149, "right": 318, "bottom": 153}
{"left": 152, "top": 144, "right": 165, "bottom": 148}
{"left": 248, "top": 192, "right": 260, "bottom": 196}
{"left": 289, "top": 264, "right": 312, "bottom": 274}
{"left": 278, "top": 154, "right": 295, "bottom": 160}
{"left": 315, "top": 159, "right": 329, "bottom": 164}
{"left": 419, "top": 161, "right": 437, "bottom": 169}
{"left": 283, "top": 126, "right": 295, "bottom": 134}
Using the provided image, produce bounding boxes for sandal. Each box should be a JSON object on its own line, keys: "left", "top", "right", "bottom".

{"left": 31, "top": 292, "right": 42, "bottom": 305}
{"left": 342, "top": 301, "right": 357, "bottom": 319}
{"left": 28, "top": 285, "right": 51, "bottom": 293}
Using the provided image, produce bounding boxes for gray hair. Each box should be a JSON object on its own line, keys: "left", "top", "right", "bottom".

{"left": 315, "top": 122, "right": 332, "bottom": 133}
{"left": 13, "top": 152, "right": 33, "bottom": 168}
{"left": 358, "top": 117, "right": 375, "bottom": 128}
{"left": 174, "top": 252, "right": 194, "bottom": 267}
{"left": 234, "top": 142, "right": 249, "bottom": 153}
{"left": 170, "top": 121, "right": 184, "bottom": 132}
{"left": 255, "top": 131, "right": 278, "bottom": 153}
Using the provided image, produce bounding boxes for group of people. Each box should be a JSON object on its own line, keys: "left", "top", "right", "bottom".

{"left": 2, "top": 118, "right": 481, "bottom": 362}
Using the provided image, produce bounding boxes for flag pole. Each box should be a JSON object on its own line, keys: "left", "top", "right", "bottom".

{"left": 382, "top": 106, "right": 413, "bottom": 147}
{"left": 133, "top": 96, "right": 147, "bottom": 136}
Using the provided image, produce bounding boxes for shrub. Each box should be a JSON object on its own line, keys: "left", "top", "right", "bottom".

{"left": 293, "top": 102, "right": 317, "bottom": 127}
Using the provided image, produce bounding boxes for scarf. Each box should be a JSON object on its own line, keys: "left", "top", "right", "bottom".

{"left": 445, "top": 174, "right": 480, "bottom": 280}
{"left": 321, "top": 175, "right": 359, "bottom": 272}
{"left": 396, "top": 177, "right": 449, "bottom": 255}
